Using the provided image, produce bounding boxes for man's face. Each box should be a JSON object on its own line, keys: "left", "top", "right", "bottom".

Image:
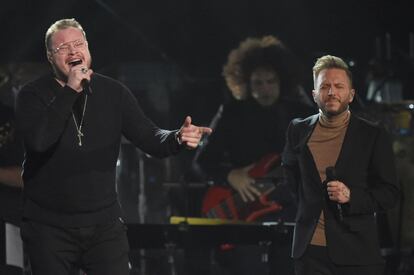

{"left": 250, "top": 69, "right": 281, "bottom": 106}
{"left": 312, "top": 68, "right": 354, "bottom": 117}
{"left": 47, "top": 27, "right": 92, "bottom": 81}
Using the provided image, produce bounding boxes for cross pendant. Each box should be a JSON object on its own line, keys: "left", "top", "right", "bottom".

{"left": 77, "top": 131, "right": 84, "bottom": 146}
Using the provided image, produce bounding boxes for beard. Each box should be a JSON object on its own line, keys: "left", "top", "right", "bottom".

{"left": 321, "top": 103, "right": 349, "bottom": 117}
{"left": 317, "top": 97, "right": 350, "bottom": 117}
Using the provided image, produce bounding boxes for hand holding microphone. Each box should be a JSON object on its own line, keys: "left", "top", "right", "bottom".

{"left": 67, "top": 61, "right": 93, "bottom": 93}
{"left": 325, "top": 167, "right": 350, "bottom": 221}
{"left": 325, "top": 167, "right": 350, "bottom": 204}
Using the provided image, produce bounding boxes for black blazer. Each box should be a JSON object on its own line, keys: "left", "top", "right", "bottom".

{"left": 282, "top": 113, "right": 400, "bottom": 265}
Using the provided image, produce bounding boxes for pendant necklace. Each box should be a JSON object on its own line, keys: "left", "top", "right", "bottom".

{"left": 72, "top": 94, "right": 88, "bottom": 146}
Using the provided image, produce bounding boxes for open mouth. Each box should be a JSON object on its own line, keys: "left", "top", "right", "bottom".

{"left": 67, "top": 59, "right": 82, "bottom": 67}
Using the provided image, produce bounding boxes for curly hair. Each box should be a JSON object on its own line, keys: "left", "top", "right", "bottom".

{"left": 222, "top": 35, "right": 304, "bottom": 100}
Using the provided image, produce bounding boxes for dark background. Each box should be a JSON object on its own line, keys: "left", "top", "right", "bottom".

{"left": 2, "top": 0, "right": 413, "bottom": 213}
{"left": 2, "top": 0, "right": 413, "bottom": 128}
{"left": 1, "top": 0, "right": 412, "bottom": 85}
{"left": 2, "top": 1, "right": 414, "bottom": 271}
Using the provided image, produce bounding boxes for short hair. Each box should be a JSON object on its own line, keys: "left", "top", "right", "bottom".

{"left": 222, "top": 35, "right": 304, "bottom": 100}
{"left": 45, "top": 18, "right": 86, "bottom": 51}
{"left": 312, "top": 55, "right": 353, "bottom": 88}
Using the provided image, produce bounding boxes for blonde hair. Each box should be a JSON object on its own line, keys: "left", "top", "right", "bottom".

{"left": 45, "top": 18, "right": 86, "bottom": 51}
{"left": 312, "top": 55, "right": 353, "bottom": 88}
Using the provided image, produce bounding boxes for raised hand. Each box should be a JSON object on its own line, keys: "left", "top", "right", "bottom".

{"left": 177, "top": 116, "right": 212, "bottom": 149}
{"left": 67, "top": 64, "right": 93, "bottom": 92}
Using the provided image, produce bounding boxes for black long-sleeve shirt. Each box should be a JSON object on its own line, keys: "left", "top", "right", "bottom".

{"left": 197, "top": 97, "right": 314, "bottom": 184}
{"left": 15, "top": 73, "right": 181, "bottom": 227}
{"left": 195, "top": 97, "right": 314, "bottom": 221}
{"left": 0, "top": 102, "right": 24, "bottom": 225}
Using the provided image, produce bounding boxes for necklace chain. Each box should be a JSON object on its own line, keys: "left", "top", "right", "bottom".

{"left": 72, "top": 94, "right": 88, "bottom": 146}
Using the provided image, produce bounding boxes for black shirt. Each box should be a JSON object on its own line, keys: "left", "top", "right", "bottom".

{"left": 195, "top": 97, "right": 314, "bottom": 221}
{"left": 197, "top": 97, "right": 314, "bottom": 183}
{"left": 15, "top": 73, "right": 181, "bottom": 227}
{"left": 0, "top": 102, "right": 24, "bottom": 225}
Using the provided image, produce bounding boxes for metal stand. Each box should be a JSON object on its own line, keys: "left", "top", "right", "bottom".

{"left": 259, "top": 240, "right": 272, "bottom": 275}
{"left": 165, "top": 242, "right": 178, "bottom": 275}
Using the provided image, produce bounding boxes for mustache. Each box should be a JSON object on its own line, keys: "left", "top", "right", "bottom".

{"left": 326, "top": 96, "right": 341, "bottom": 103}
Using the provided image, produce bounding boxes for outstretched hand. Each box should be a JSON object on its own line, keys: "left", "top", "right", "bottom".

{"left": 177, "top": 116, "right": 212, "bottom": 149}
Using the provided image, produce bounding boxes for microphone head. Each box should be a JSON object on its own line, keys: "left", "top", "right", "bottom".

{"left": 325, "top": 166, "right": 337, "bottom": 181}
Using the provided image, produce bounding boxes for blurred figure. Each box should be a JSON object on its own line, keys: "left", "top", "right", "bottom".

{"left": 15, "top": 18, "right": 211, "bottom": 275}
{"left": 194, "top": 35, "right": 315, "bottom": 275}
{"left": 282, "top": 55, "right": 400, "bottom": 275}
{"left": 0, "top": 76, "right": 24, "bottom": 274}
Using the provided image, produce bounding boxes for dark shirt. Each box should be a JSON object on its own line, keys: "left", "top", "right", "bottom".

{"left": 0, "top": 102, "right": 24, "bottom": 225}
{"left": 15, "top": 73, "right": 181, "bottom": 227}
{"left": 197, "top": 97, "right": 314, "bottom": 184}
{"left": 195, "top": 97, "right": 314, "bottom": 221}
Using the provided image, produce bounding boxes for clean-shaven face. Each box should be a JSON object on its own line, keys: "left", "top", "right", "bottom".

{"left": 47, "top": 27, "right": 92, "bottom": 82}
{"left": 250, "top": 69, "right": 281, "bottom": 106}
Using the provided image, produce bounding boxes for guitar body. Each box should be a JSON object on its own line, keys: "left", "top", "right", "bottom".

{"left": 201, "top": 153, "right": 283, "bottom": 222}
{"left": 202, "top": 186, "right": 233, "bottom": 217}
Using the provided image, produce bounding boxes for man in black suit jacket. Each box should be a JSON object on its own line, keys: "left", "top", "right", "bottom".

{"left": 282, "top": 55, "right": 400, "bottom": 275}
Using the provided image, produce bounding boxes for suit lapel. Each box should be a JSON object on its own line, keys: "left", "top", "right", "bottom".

{"left": 334, "top": 114, "right": 359, "bottom": 177}
{"left": 295, "top": 114, "right": 318, "bottom": 150}
{"left": 299, "top": 114, "right": 323, "bottom": 188}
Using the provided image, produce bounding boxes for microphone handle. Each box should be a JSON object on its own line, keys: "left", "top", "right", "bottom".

{"left": 81, "top": 79, "right": 92, "bottom": 94}
{"left": 337, "top": 204, "right": 343, "bottom": 221}
{"left": 326, "top": 166, "right": 344, "bottom": 222}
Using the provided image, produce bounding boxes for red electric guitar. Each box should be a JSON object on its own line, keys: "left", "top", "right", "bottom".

{"left": 201, "top": 153, "right": 283, "bottom": 222}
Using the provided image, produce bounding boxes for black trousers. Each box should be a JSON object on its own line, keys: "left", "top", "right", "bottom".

{"left": 294, "top": 245, "right": 384, "bottom": 275}
{"left": 20, "top": 218, "right": 130, "bottom": 275}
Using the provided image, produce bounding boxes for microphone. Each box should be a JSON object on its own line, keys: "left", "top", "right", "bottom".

{"left": 72, "top": 60, "right": 92, "bottom": 94}
{"left": 81, "top": 79, "right": 92, "bottom": 94}
{"left": 325, "top": 166, "right": 344, "bottom": 221}
{"left": 325, "top": 166, "right": 337, "bottom": 182}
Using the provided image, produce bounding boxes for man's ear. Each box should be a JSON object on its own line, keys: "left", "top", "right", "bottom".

{"left": 46, "top": 52, "right": 53, "bottom": 64}
{"left": 312, "top": 90, "right": 317, "bottom": 103}
{"left": 349, "top": 89, "right": 355, "bottom": 103}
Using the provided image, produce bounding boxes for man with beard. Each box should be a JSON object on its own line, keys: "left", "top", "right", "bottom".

{"left": 15, "top": 18, "right": 211, "bottom": 275}
{"left": 282, "top": 55, "right": 400, "bottom": 275}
